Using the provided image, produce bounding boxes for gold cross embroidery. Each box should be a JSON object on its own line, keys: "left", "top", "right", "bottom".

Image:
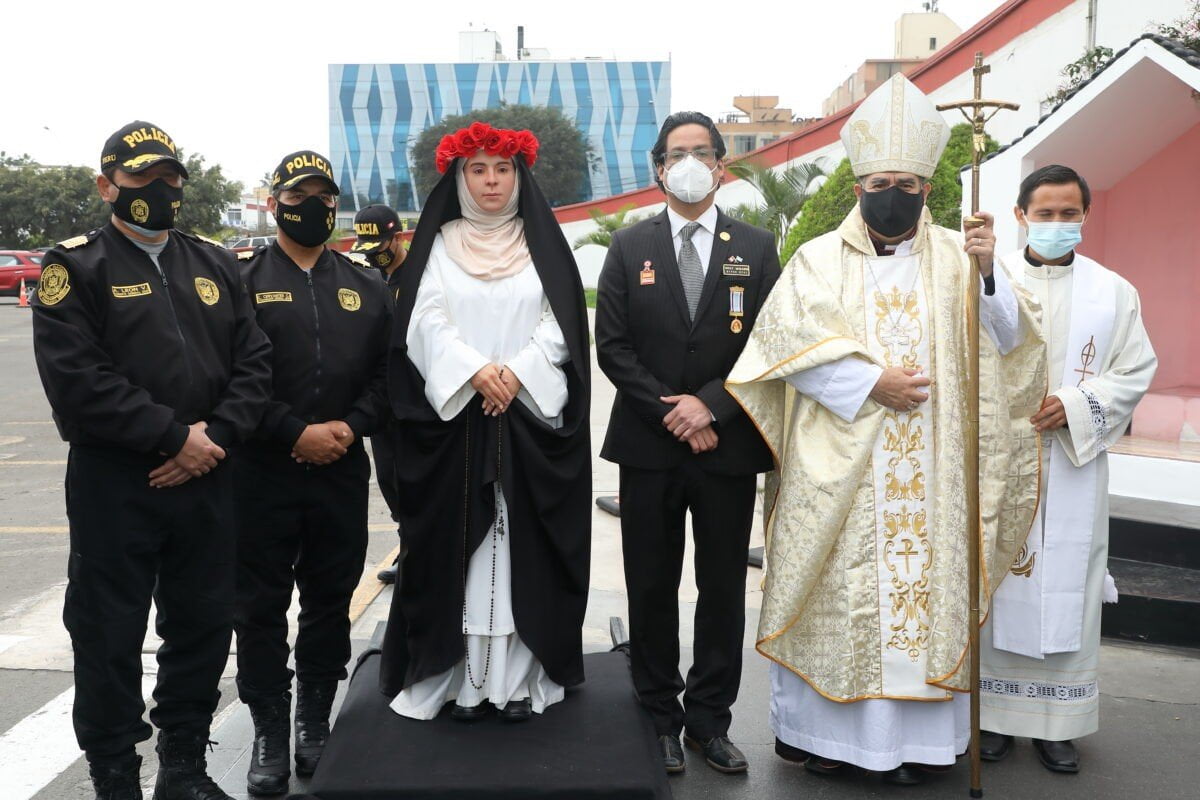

{"left": 1074, "top": 335, "right": 1097, "bottom": 385}
{"left": 895, "top": 539, "right": 921, "bottom": 572}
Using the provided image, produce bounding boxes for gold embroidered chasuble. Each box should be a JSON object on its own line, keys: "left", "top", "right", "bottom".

{"left": 726, "top": 207, "right": 1045, "bottom": 702}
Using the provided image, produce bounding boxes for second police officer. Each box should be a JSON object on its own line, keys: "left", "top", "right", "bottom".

{"left": 232, "top": 151, "right": 391, "bottom": 796}
{"left": 350, "top": 203, "right": 407, "bottom": 583}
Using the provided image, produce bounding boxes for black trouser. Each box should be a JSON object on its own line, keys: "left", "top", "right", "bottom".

{"left": 369, "top": 433, "right": 401, "bottom": 528}
{"left": 63, "top": 446, "right": 235, "bottom": 759}
{"left": 233, "top": 444, "right": 370, "bottom": 703}
{"left": 619, "top": 461, "right": 756, "bottom": 740}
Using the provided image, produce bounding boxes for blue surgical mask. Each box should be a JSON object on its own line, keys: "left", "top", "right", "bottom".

{"left": 1025, "top": 221, "right": 1083, "bottom": 260}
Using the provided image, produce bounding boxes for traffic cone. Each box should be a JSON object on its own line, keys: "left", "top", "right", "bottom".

{"left": 17, "top": 278, "right": 30, "bottom": 308}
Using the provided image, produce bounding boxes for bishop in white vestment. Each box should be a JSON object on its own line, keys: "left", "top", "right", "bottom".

{"left": 981, "top": 165, "right": 1157, "bottom": 773}
{"left": 726, "top": 75, "right": 1047, "bottom": 785}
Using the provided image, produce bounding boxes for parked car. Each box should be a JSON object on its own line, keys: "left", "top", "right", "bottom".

{"left": 0, "top": 251, "right": 43, "bottom": 296}
{"left": 229, "top": 235, "right": 276, "bottom": 253}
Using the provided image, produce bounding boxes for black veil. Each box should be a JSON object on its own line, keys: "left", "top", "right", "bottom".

{"left": 379, "top": 153, "right": 592, "bottom": 695}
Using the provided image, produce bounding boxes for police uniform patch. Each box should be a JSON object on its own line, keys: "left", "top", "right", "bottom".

{"left": 237, "top": 250, "right": 256, "bottom": 260}
{"left": 346, "top": 252, "right": 370, "bottom": 268}
{"left": 195, "top": 234, "right": 224, "bottom": 248}
{"left": 130, "top": 199, "right": 151, "bottom": 224}
{"left": 194, "top": 277, "right": 220, "bottom": 305}
{"left": 255, "top": 291, "right": 292, "bottom": 304}
{"left": 112, "top": 282, "right": 152, "bottom": 298}
{"left": 337, "top": 288, "right": 361, "bottom": 311}
{"left": 38, "top": 264, "right": 71, "bottom": 305}
{"left": 376, "top": 249, "right": 392, "bottom": 267}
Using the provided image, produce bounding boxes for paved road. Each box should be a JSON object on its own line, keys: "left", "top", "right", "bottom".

{"left": 2, "top": 296, "right": 1198, "bottom": 799}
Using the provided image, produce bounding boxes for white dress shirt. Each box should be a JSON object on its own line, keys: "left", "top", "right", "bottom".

{"left": 666, "top": 203, "right": 718, "bottom": 275}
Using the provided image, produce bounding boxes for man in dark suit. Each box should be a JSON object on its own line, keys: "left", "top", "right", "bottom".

{"left": 596, "top": 111, "right": 781, "bottom": 775}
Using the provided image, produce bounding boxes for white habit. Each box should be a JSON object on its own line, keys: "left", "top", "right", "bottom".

{"left": 981, "top": 250, "right": 1157, "bottom": 740}
{"left": 771, "top": 238, "right": 1023, "bottom": 770}
{"left": 390, "top": 233, "right": 570, "bottom": 720}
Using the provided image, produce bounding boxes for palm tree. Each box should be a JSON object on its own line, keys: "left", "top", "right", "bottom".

{"left": 725, "top": 159, "right": 829, "bottom": 246}
{"left": 572, "top": 204, "right": 647, "bottom": 250}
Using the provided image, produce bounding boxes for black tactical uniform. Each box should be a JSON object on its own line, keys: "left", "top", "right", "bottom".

{"left": 31, "top": 120, "right": 272, "bottom": 800}
{"left": 232, "top": 153, "right": 390, "bottom": 794}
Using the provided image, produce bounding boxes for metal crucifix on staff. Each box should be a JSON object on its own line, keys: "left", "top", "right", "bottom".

{"left": 936, "top": 51, "right": 1019, "bottom": 800}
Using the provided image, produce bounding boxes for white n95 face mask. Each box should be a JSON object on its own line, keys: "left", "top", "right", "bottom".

{"left": 664, "top": 155, "right": 717, "bottom": 204}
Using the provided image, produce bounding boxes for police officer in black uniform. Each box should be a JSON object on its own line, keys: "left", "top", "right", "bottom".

{"left": 350, "top": 204, "right": 406, "bottom": 584}
{"left": 32, "top": 121, "right": 273, "bottom": 800}
{"left": 233, "top": 152, "right": 391, "bottom": 796}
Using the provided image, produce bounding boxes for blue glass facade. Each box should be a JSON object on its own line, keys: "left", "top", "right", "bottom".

{"left": 329, "top": 60, "right": 671, "bottom": 210}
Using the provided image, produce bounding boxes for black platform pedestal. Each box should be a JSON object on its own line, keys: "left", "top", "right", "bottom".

{"left": 289, "top": 649, "right": 670, "bottom": 800}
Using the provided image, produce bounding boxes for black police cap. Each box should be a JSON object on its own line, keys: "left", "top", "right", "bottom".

{"left": 351, "top": 205, "right": 402, "bottom": 253}
{"left": 270, "top": 150, "right": 340, "bottom": 195}
{"left": 101, "top": 121, "right": 189, "bottom": 178}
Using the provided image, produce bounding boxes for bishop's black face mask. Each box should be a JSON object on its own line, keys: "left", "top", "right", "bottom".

{"left": 276, "top": 195, "right": 335, "bottom": 247}
{"left": 110, "top": 177, "right": 183, "bottom": 231}
{"left": 859, "top": 185, "right": 926, "bottom": 238}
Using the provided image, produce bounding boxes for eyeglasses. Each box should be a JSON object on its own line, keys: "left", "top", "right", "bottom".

{"left": 663, "top": 149, "right": 719, "bottom": 167}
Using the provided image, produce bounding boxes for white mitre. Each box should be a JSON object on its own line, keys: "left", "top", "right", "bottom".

{"left": 840, "top": 73, "right": 951, "bottom": 178}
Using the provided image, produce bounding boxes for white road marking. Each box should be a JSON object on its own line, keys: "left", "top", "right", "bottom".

{"left": 0, "top": 635, "right": 28, "bottom": 656}
{"left": 0, "top": 676, "right": 154, "bottom": 800}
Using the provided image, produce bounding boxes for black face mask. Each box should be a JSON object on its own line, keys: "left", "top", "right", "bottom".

{"left": 859, "top": 185, "right": 925, "bottom": 238}
{"left": 110, "top": 177, "right": 183, "bottom": 231}
{"left": 276, "top": 195, "right": 335, "bottom": 247}
{"left": 367, "top": 242, "right": 401, "bottom": 270}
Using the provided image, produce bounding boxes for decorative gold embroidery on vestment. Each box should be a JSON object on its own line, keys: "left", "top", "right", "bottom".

{"left": 1011, "top": 544, "right": 1036, "bottom": 577}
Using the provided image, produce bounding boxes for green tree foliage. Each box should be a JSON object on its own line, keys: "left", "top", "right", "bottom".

{"left": 1043, "top": 46, "right": 1115, "bottom": 107}
{"left": 778, "top": 123, "right": 998, "bottom": 266}
{"left": 572, "top": 204, "right": 648, "bottom": 250}
{"left": 174, "top": 151, "right": 243, "bottom": 237}
{"left": 0, "top": 151, "right": 241, "bottom": 248}
{"left": 410, "top": 105, "right": 593, "bottom": 208}
{"left": 1157, "top": 1, "right": 1200, "bottom": 52}
{"left": 0, "top": 154, "right": 107, "bottom": 249}
{"left": 724, "top": 159, "right": 828, "bottom": 248}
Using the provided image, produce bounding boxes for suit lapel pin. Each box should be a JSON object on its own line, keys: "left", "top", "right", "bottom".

{"left": 640, "top": 260, "right": 655, "bottom": 286}
{"left": 719, "top": 231, "right": 731, "bottom": 242}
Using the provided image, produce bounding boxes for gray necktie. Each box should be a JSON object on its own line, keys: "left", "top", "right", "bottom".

{"left": 678, "top": 221, "right": 704, "bottom": 321}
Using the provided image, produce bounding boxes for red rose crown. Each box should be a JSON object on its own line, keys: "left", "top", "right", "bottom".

{"left": 435, "top": 123, "right": 540, "bottom": 173}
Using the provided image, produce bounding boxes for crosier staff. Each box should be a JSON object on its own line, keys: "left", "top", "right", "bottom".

{"left": 936, "top": 51, "right": 1018, "bottom": 800}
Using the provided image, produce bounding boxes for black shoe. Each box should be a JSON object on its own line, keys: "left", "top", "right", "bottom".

{"left": 88, "top": 752, "right": 142, "bottom": 800}
{"left": 658, "top": 735, "right": 685, "bottom": 774}
{"left": 152, "top": 729, "right": 233, "bottom": 800}
{"left": 683, "top": 734, "right": 748, "bottom": 774}
{"left": 980, "top": 730, "right": 1014, "bottom": 762}
{"left": 804, "top": 756, "right": 846, "bottom": 776}
{"left": 882, "top": 763, "right": 925, "bottom": 786}
{"left": 450, "top": 702, "right": 490, "bottom": 721}
{"left": 1033, "top": 739, "right": 1079, "bottom": 773}
{"left": 774, "top": 738, "right": 810, "bottom": 763}
{"left": 245, "top": 694, "right": 290, "bottom": 796}
{"left": 499, "top": 698, "right": 532, "bottom": 722}
{"left": 294, "top": 681, "right": 337, "bottom": 777}
{"left": 377, "top": 564, "right": 398, "bottom": 584}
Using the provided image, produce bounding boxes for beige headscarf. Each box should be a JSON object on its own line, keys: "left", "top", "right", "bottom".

{"left": 441, "top": 160, "right": 530, "bottom": 280}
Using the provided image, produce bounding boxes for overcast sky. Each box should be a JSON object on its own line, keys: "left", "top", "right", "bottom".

{"left": 2, "top": 0, "right": 995, "bottom": 191}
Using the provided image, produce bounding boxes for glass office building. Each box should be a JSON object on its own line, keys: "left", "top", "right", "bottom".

{"left": 329, "top": 59, "right": 671, "bottom": 211}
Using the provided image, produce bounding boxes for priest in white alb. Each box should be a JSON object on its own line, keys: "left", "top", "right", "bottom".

{"left": 725, "top": 74, "right": 1047, "bottom": 786}
{"left": 980, "top": 165, "right": 1157, "bottom": 774}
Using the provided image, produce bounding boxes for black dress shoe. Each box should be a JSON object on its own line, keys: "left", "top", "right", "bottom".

{"left": 804, "top": 756, "right": 845, "bottom": 776}
{"left": 774, "top": 737, "right": 811, "bottom": 763}
{"left": 376, "top": 564, "right": 398, "bottom": 584}
{"left": 499, "top": 698, "right": 532, "bottom": 722}
{"left": 980, "top": 730, "right": 1014, "bottom": 762}
{"left": 1033, "top": 738, "right": 1079, "bottom": 773}
{"left": 683, "top": 734, "right": 748, "bottom": 774}
{"left": 450, "top": 702, "right": 489, "bottom": 721}
{"left": 882, "top": 763, "right": 925, "bottom": 786}
{"left": 659, "top": 735, "right": 685, "bottom": 774}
